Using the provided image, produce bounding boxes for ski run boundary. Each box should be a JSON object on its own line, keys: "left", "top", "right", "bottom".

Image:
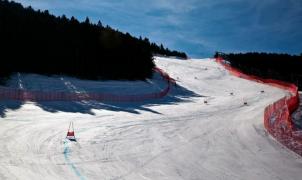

{"left": 216, "top": 57, "right": 302, "bottom": 156}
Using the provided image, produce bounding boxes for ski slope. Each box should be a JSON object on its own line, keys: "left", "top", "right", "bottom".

{"left": 0, "top": 57, "right": 301, "bottom": 180}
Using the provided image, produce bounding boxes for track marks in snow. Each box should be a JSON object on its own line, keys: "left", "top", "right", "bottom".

{"left": 0, "top": 57, "right": 301, "bottom": 179}
{"left": 63, "top": 141, "right": 86, "bottom": 180}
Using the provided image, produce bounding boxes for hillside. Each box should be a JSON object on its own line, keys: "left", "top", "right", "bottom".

{"left": 215, "top": 52, "right": 302, "bottom": 89}
{"left": 0, "top": 57, "right": 301, "bottom": 179}
{"left": 0, "top": 0, "right": 187, "bottom": 81}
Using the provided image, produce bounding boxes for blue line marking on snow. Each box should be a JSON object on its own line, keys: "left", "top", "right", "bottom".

{"left": 63, "top": 141, "right": 86, "bottom": 180}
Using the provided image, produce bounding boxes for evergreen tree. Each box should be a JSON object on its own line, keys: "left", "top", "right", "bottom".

{"left": 0, "top": 0, "right": 187, "bottom": 83}
{"left": 215, "top": 52, "right": 302, "bottom": 89}
{"left": 84, "top": 16, "right": 90, "bottom": 24}
{"left": 97, "top": 20, "right": 102, "bottom": 28}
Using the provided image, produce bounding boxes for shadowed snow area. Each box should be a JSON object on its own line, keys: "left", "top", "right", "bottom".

{"left": 0, "top": 70, "right": 200, "bottom": 116}
{"left": 292, "top": 92, "right": 302, "bottom": 129}
{"left": 0, "top": 57, "right": 301, "bottom": 180}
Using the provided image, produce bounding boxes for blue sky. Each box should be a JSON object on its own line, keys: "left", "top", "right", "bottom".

{"left": 13, "top": 0, "right": 302, "bottom": 58}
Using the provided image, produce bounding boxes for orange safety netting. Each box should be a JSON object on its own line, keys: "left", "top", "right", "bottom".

{"left": 0, "top": 67, "right": 174, "bottom": 102}
{"left": 216, "top": 57, "right": 302, "bottom": 156}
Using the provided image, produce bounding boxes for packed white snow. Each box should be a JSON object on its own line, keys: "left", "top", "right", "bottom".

{"left": 0, "top": 57, "right": 301, "bottom": 180}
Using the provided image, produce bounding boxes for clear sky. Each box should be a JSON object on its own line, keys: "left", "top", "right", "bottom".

{"left": 13, "top": 0, "right": 302, "bottom": 58}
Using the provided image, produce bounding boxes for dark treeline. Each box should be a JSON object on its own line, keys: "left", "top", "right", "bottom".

{"left": 215, "top": 52, "right": 302, "bottom": 89}
{"left": 0, "top": 0, "right": 187, "bottom": 82}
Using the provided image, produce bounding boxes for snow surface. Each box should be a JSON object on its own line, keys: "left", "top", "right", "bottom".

{"left": 0, "top": 57, "right": 301, "bottom": 180}
{"left": 292, "top": 92, "right": 302, "bottom": 128}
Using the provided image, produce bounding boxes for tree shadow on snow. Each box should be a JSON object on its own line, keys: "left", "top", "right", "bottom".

{"left": 0, "top": 69, "right": 206, "bottom": 117}
{"left": 33, "top": 84, "right": 203, "bottom": 115}
{"left": 0, "top": 100, "right": 24, "bottom": 118}
{"left": 0, "top": 83, "right": 202, "bottom": 117}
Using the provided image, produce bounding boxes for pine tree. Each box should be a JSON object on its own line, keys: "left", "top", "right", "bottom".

{"left": 97, "top": 20, "right": 103, "bottom": 28}
{"left": 84, "top": 17, "right": 90, "bottom": 24}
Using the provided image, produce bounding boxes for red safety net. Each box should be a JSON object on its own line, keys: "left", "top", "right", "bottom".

{"left": 0, "top": 67, "right": 174, "bottom": 102}
{"left": 216, "top": 57, "right": 302, "bottom": 156}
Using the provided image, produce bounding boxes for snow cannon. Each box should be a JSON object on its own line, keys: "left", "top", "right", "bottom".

{"left": 66, "top": 122, "right": 76, "bottom": 142}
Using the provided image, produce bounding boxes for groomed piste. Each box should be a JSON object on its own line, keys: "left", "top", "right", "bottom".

{"left": 216, "top": 58, "right": 302, "bottom": 156}
{"left": 0, "top": 57, "right": 301, "bottom": 180}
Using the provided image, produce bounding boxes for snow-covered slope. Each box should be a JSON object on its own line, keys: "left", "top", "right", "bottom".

{"left": 0, "top": 57, "right": 301, "bottom": 180}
